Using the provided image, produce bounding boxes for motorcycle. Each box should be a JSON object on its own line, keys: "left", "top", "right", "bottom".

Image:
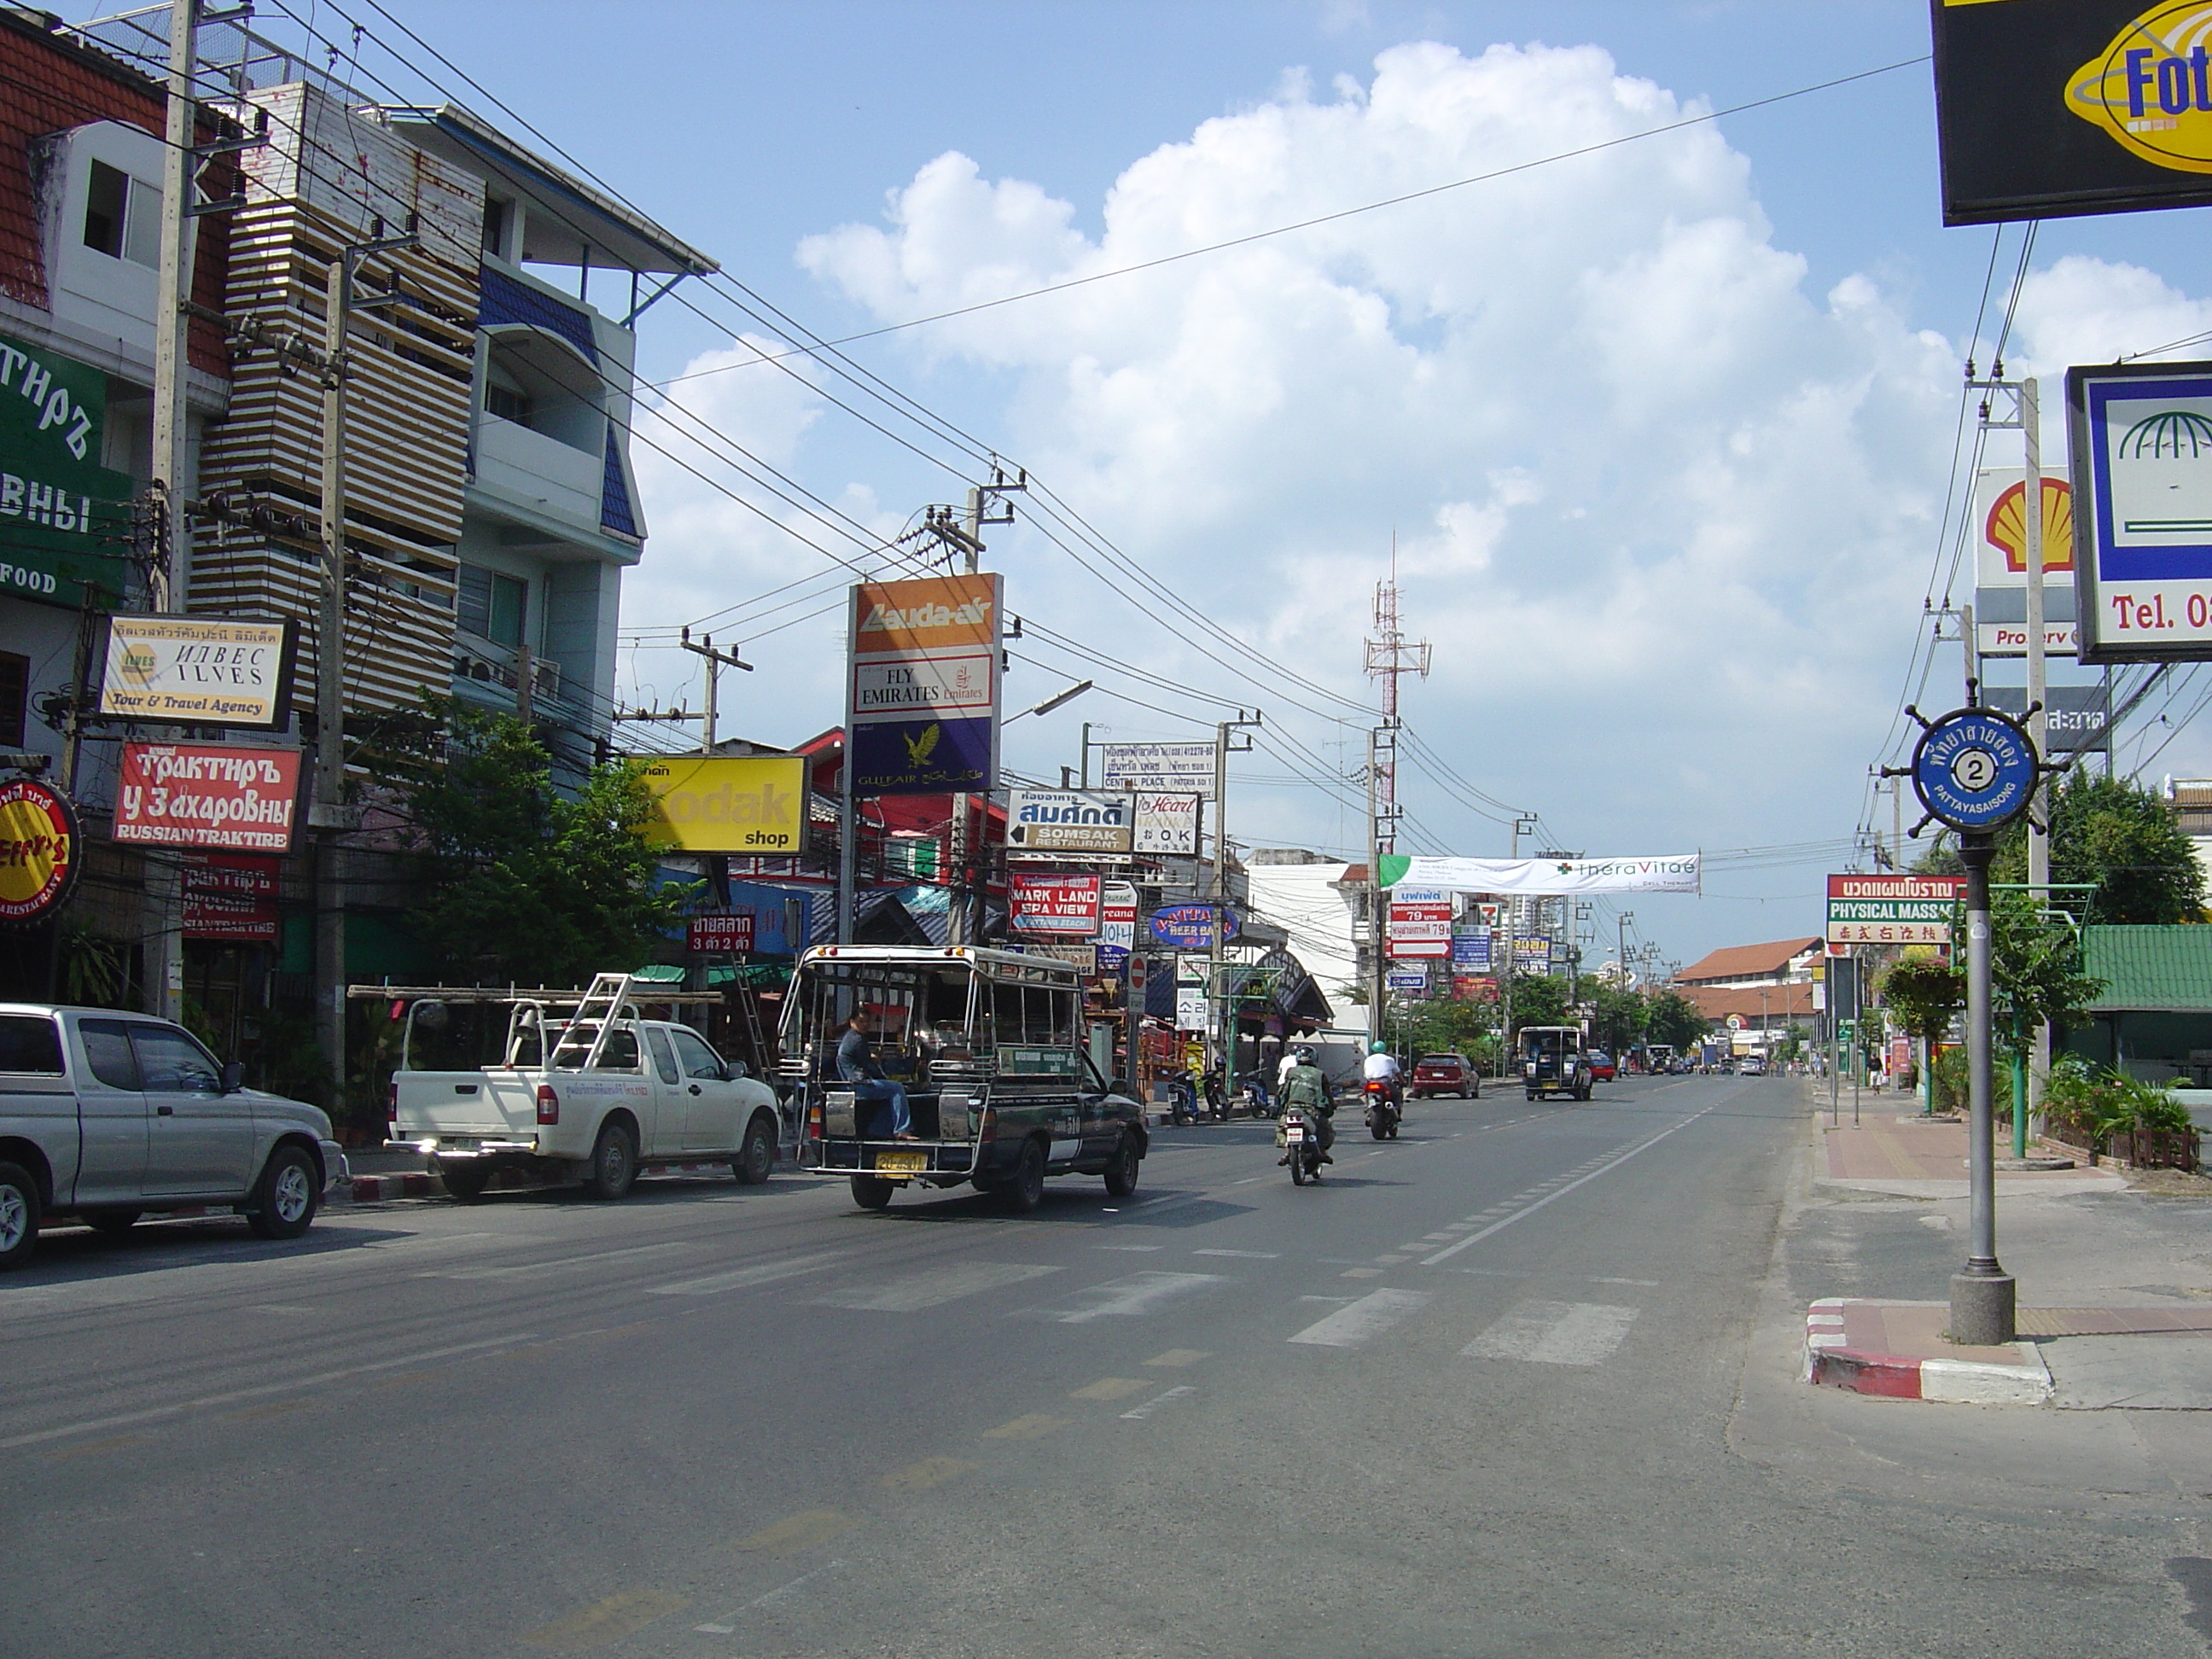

{"left": 1165, "top": 1069, "right": 1201, "bottom": 1126}
{"left": 1363, "top": 1077, "right": 1401, "bottom": 1140}
{"left": 1278, "top": 1101, "right": 1329, "bottom": 1185}
{"left": 1237, "top": 1069, "right": 1278, "bottom": 1119}
{"left": 1201, "top": 1067, "right": 1228, "bottom": 1121}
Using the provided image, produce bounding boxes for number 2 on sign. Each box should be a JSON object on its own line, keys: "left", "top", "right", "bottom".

{"left": 1952, "top": 748, "right": 1997, "bottom": 792}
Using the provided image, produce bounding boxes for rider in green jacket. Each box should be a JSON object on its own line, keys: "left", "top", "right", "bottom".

{"left": 1277, "top": 1048, "right": 1336, "bottom": 1163}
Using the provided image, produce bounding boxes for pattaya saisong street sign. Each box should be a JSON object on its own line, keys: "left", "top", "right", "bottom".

{"left": 1910, "top": 707, "right": 2040, "bottom": 834}
{"left": 1933, "top": 2, "right": 2212, "bottom": 225}
{"left": 2068, "top": 359, "right": 2212, "bottom": 661}
{"left": 1825, "top": 873, "right": 1968, "bottom": 947}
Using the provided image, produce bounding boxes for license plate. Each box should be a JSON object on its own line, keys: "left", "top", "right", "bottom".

{"left": 1285, "top": 1127, "right": 1305, "bottom": 1141}
{"left": 875, "top": 1150, "right": 928, "bottom": 1174}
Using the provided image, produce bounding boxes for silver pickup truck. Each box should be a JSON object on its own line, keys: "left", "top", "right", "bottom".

{"left": 0, "top": 1002, "right": 347, "bottom": 1269}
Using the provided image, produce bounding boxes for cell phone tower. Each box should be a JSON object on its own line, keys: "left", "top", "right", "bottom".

{"left": 1364, "top": 541, "right": 1432, "bottom": 856}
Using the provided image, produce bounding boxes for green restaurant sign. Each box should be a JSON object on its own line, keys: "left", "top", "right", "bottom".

{"left": 0, "top": 333, "right": 135, "bottom": 609}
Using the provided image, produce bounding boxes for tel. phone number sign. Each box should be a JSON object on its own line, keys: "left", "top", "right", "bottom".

{"left": 1911, "top": 708, "right": 2038, "bottom": 834}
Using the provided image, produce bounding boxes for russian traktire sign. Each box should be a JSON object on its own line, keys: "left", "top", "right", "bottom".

{"left": 1932, "top": 1, "right": 2212, "bottom": 225}
{"left": 113, "top": 743, "right": 302, "bottom": 851}
{"left": 0, "top": 777, "right": 78, "bottom": 923}
{"left": 2066, "top": 359, "right": 2212, "bottom": 661}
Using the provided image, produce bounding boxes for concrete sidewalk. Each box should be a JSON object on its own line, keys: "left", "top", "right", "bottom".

{"left": 1802, "top": 1109, "right": 2212, "bottom": 1408}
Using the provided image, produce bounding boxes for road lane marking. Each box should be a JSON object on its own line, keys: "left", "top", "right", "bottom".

{"left": 734, "top": 1511, "right": 857, "bottom": 1553}
{"left": 695, "top": 1561, "right": 848, "bottom": 1632}
{"left": 648, "top": 1250, "right": 851, "bottom": 1296}
{"left": 220, "top": 1400, "right": 310, "bottom": 1423}
{"left": 524, "top": 1588, "right": 689, "bottom": 1649}
{"left": 1419, "top": 1108, "right": 1715, "bottom": 1266}
{"left": 1462, "top": 1301, "right": 1639, "bottom": 1366}
{"left": 1193, "top": 1249, "right": 1278, "bottom": 1259}
{"left": 0, "top": 1335, "right": 530, "bottom": 1451}
{"left": 1145, "top": 1349, "right": 1210, "bottom": 1367}
{"left": 1070, "top": 1377, "right": 1151, "bottom": 1400}
{"left": 1288, "top": 1288, "right": 1432, "bottom": 1348}
{"left": 1121, "top": 1385, "right": 1196, "bottom": 1419}
{"left": 1372, "top": 1254, "right": 1408, "bottom": 1265}
{"left": 882, "top": 1458, "right": 975, "bottom": 1492}
{"left": 1340, "top": 1267, "right": 1384, "bottom": 1278}
{"left": 808, "top": 1261, "right": 1061, "bottom": 1312}
{"left": 1029, "top": 1272, "right": 1229, "bottom": 1324}
{"left": 1097, "top": 1243, "right": 1163, "bottom": 1251}
{"left": 44, "top": 1432, "right": 149, "bottom": 1462}
{"left": 421, "top": 1241, "right": 691, "bottom": 1282}
{"left": 982, "top": 1413, "right": 1067, "bottom": 1440}
{"left": 1592, "top": 1277, "right": 1659, "bottom": 1287}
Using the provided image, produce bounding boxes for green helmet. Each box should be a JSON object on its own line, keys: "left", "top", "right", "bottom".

{"left": 1371, "top": 1040, "right": 1389, "bottom": 1054}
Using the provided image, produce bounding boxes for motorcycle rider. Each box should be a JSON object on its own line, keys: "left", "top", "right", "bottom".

{"left": 1362, "top": 1039, "right": 1405, "bottom": 1111}
{"left": 1278, "top": 1045, "right": 1335, "bottom": 1164}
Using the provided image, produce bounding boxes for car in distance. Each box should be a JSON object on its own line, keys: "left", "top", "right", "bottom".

{"left": 1586, "top": 1051, "right": 1617, "bottom": 1082}
{"left": 1738, "top": 1054, "right": 1767, "bottom": 1077}
{"left": 0, "top": 1004, "right": 347, "bottom": 1270}
{"left": 1411, "top": 1052, "right": 1479, "bottom": 1098}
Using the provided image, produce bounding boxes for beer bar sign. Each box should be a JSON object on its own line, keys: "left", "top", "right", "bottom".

{"left": 1825, "top": 874, "right": 1967, "bottom": 946}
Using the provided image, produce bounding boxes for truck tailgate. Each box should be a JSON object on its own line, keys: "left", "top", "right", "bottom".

{"left": 393, "top": 1072, "right": 538, "bottom": 1138}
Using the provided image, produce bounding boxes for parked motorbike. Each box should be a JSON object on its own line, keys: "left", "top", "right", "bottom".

{"left": 1363, "top": 1077, "right": 1401, "bottom": 1140}
{"left": 1237, "top": 1069, "right": 1278, "bottom": 1119}
{"left": 1201, "top": 1067, "right": 1228, "bottom": 1121}
{"left": 1166, "top": 1069, "right": 1201, "bottom": 1126}
{"left": 1278, "top": 1102, "right": 1328, "bottom": 1184}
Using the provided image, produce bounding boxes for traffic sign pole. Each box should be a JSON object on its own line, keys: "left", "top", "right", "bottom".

{"left": 1953, "top": 833, "right": 2014, "bottom": 1345}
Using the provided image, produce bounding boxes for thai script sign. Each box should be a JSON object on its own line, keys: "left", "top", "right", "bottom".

{"left": 0, "top": 777, "right": 78, "bottom": 923}
{"left": 687, "top": 912, "right": 756, "bottom": 953}
{"left": 1825, "top": 873, "right": 1967, "bottom": 946}
{"left": 114, "top": 743, "right": 301, "bottom": 851}
{"left": 1009, "top": 871, "right": 1102, "bottom": 935}
{"left": 98, "top": 616, "right": 297, "bottom": 730}
{"left": 638, "top": 756, "right": 806, "bottom": 853}
{"left": 1005, "top": 789, "right": 1134, "bottom": 859}
{"left": 1097, "top": 741, "right": 1218, "bottom": 797}
{"left": 1388, "top": 886, "right": 1452, "bottom": 959}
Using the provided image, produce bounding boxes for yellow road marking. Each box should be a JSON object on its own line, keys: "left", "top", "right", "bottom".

{"left": 523, "top": 1589, "right": 688, "bottom": 1650}
{"left": 1144, "top": 1349, "right": 1211, "bottom": 1368}
{"left": 1069, "top": 1377, "right": 1150, "bottom": 1400}
{"left": 881, "top": 1456, "right": 977, "bottom": 1491}
{"left": 982, "top": 1412, "right": 1067, "bottom": 1441}
{"left": 44, "top": 1432, "right": 149, "bottom": 1462}
{"left": 733, "top": 1510, "right": 856, "bottom": 1553}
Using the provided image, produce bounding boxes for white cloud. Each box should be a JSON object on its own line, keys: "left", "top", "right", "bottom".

{"left": 624, "top": 37, "right": 2212, "bottom": 946}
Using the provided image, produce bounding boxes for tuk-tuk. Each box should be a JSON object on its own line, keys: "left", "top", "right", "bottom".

{"left": 783, "top": 945, "right": 1148, "bottom": 1212}
{"left": 1521, "top": 1025, "right": 1592, "bottom": 1101}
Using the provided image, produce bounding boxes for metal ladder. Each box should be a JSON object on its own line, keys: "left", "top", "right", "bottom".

{"left": 551, "top": 972, "right": 636, "bottom": 1069}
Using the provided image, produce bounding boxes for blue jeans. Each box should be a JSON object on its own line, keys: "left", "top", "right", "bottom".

{"left": 851, "top": 1078, "right": 911, "bottom": 1137}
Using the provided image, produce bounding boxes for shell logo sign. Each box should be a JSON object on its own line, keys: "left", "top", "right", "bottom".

{"left": 2070, "top": 4, "right": 2212, "bottom": 173}
{"left": 1983, "top": 475, "right": 2075, "bottom": 575}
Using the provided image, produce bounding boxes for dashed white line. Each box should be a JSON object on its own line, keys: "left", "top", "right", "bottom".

{"left": 1289, "top": 1288, "right": 1433, "bottom": 1348}
{"left": 1462, "top": 1301, "right": 1639, "bottom": 1367}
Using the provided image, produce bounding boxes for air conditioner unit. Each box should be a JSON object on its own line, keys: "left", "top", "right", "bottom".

{"left": 531, "top": 659, "right": 562, "bottom": 703}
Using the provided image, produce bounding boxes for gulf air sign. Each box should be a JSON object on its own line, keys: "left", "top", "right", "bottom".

{"left": 1934, "top": 2, "right": 2212, "bottom": 224}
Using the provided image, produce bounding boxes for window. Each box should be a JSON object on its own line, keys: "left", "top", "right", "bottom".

{"left": 671, "top": 1029, "right": 726, "bottom": 1081}
{"left": 484, "top": 382, "right": 533, "bottom": 426}
{"left": 83, "top": 160, "right": 160, "bottom": 267}
{"left": 0, "top": 1016, "right": 63, "bottom": 1075}
{"left": 456, "top": 564, "right": 527, "bottom": 648}
{"left": 79, "top": 1020, "right": 141, "bottom": 1090}
{"left": 480, "top": 195, "right": 510, "bottom": 258}
{"left": 131, "top": 1024, "right": 222, "bottom": 1093}
{"left": 643, "top": 1027, "right": 680, "bottom": 1086}
{"left": 589, "top": 1029, "right": 641, "bottom": 1072}
{"left": 0, "top": 651, "right": 25, "bottom": 748}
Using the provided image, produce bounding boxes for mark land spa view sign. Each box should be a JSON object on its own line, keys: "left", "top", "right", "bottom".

{"left": 99, "top": 616, "right": 297, "bottom": 730}
{"left": 1009, "top": 872, "right": 1102, "bottom": 935}
{"left": 113, "top": 744, "right": 302, "bottom": 851}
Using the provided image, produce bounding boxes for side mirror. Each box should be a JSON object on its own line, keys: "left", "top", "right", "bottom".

{"left": 220, "top": 1060, "right": 246, "bottom": 1094}
{"left": 725, "top": 1061, "right": 747, "bottom": 1080}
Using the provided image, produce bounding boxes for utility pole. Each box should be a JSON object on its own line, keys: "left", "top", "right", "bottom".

{"left": 1210, "top": 711, "right": 1260, "bottom": 1079}
{"left": 310, "top": 224, "right": 416, "bottom": 1092}
{"left": 679, "top": 627, "right": 753, "bottom": 752}
{"left": 1364, "top": 556, "right": 1429, "bottom": 1048}
{"left": 1502, "top": 814, "right": 1538, "bottom": 1077}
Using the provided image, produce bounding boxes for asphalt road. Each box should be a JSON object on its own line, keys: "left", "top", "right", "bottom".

{"left": 3, "top": 1074, "right": 2208, "bottom": 1657}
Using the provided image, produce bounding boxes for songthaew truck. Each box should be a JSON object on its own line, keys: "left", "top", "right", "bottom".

{"left": 1521, "top": 1025, "right": 1592, "bottom": 1102}
{"left": 376, "top": 975, "right": 783, "bottom": 1199}
{"left": 784, "top": 946, "right": 1148, "bottom": 1213}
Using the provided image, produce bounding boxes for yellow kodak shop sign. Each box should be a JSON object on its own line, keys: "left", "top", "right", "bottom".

{"left": 638, "top": 756, "right": 806, "bottom": 854}
{"left": 2071, "top": 3, "right": 2212, "bottom": 173}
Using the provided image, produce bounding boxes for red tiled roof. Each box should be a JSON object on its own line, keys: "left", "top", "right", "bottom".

{"left": 1674, "top": 937, "right": 1822, "bottom": 984}
{"left": 1679, "top": 982, "right": 1816, "bottom": 1023}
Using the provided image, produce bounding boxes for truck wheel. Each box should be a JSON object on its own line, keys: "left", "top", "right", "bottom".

{"left": 438, "top": 1163, "right": 490, "bottom": 1203}
{"left": 1103, "top": 1132, "right": 1141, "bottom": 1197}
{"left": 585, "top": 1121, "right": 638, "bottom": 1200}
{"left": 79, "top": 1208, "right": 142, "bottom": 1235}
{"left": 851, "top": 1174, "right": 895, "bottom": 1210}
{"left": 1004, "top": 1139, "right": 1046, "bottom": 1214}
{"left": 0, "top": 1161, "right": 40, "bottom": 1271}
{"left": 733, "top": 1115, "right": 776, "bottom": 1186}
{"left": 246, "top": 1145, "right": 319, "bottom": 1240}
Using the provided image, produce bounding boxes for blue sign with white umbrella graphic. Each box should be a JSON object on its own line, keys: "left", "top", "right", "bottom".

{"left": 1910, "top": 707, "right": 2038, "bottom": 834}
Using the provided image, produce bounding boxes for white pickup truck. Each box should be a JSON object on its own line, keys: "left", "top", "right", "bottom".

{"left": 381, "top": 975, "right": 782, "bottom": 1201}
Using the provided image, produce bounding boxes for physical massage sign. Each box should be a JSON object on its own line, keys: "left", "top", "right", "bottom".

{"left": 0, "top": 777, "right": 79, "bottom": 924}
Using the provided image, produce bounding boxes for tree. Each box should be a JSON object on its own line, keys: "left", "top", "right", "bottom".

{"left": 1397, "top": 996, "right": 1494, "bottom": 1062}
{"left": 1993, "top": 772, "right": 2205, "bottom": 923}
{"left": 1988, "top": 891, "right": 2104, "bottom": 1057}
{"left": 1644, "top": 991, "right": 1710, "bottom": 1052}
{"left": 1587, "top": 981, "right": 1648, "bottom": 1055}
{"left": 1877, "top": 954, "right": 1963, "bottom": 1048}
{"left": 365, "top": 697, "right": 695, "bottom": 986}
{"left": 1505, "top": 974, "right": 1570, "bottom": 1037}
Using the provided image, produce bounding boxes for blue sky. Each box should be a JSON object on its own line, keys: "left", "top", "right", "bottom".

{"left": 74, "top": 1, "right": 2212, "bottom": 969}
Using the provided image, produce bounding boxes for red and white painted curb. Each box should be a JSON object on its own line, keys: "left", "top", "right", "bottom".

{"left": 1803, "top": 1297, "right": 2052, "bottom": 1405}
{"left": 338, "top": 1161, "right": 749, "bottom": 1204}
